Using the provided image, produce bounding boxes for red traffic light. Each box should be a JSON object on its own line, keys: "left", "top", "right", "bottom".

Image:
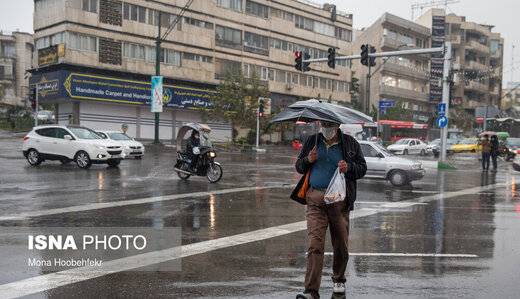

{"left": 294, "top": 51, "right": 302, "bottom": 58}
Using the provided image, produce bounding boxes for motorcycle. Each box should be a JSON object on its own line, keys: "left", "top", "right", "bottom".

{"left": 173, "top": 123, "right": 223, "bottom": 183}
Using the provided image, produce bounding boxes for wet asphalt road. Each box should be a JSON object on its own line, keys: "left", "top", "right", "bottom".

{"left": 1, "top": 132, "right": 520, "bottom": 299}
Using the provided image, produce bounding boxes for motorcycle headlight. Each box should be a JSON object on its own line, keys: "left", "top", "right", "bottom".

{"left": 209, "top": 151, "right": 216, "bottom": 158}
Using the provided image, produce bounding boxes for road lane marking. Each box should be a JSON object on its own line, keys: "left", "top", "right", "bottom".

{"left": 324, "top": 252, "right": 478, "bottom": 258}
{"left": 0, "top": 185, "right": 294, "bottom": 221}
{"left": 0, "top": 181, "right": 509, "bottom": 298}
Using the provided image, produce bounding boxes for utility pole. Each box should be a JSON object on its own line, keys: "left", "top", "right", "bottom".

{"left": 154, "top": 11, "right": 162, "bottom": 144}
{"left": 439, "top": 42, "right": 452, "bottom": 162}
{"left": 34, "top": 84, "right": 39, "bottom": 127}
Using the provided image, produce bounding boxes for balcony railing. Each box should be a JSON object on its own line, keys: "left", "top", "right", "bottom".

{"left": 381, "top": 61, "right": 429, "bottom": 80}
{"left": 380, "top": 84, "right": 429, "bottom": 101}
{"left": 467, "top": 40, "right": 490, "bottom": 54}
{"left": 466, "top": 60, "right": 488, "bottom": 71}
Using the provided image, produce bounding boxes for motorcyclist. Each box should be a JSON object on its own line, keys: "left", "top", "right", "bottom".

{"left": 186, "top": 130, "right": 201, "bottom": 172}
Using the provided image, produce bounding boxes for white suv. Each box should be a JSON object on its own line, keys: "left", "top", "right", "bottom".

{"left": 96, "top": 131, "right": 145, "bottom": 159}
{"left": 22, "top": 125, "right": 124, "bottom": 169}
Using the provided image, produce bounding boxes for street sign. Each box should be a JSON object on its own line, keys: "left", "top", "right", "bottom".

{"left": 379, "top": 99, "right": 395, "bottom": 109}
{"left": 151, "top": 76, "right": 163, "bottom": 113}
{"left": 436, "top": 115, "right": 448, "bottom": 128}
{"left": 437, "top": 103, "right": 446, "bottom": 116}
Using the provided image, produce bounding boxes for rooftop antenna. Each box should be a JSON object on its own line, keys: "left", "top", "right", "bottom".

{"left": 411, "top": 0, "right": 460, "bottom": 20}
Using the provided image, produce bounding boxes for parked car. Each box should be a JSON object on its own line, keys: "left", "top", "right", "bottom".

{"left": 387, "top": 138, "right": 428, "bottom": 155}
{"left": 429, "top": 138, "right": 460, "bottom": 157}
{"left": 97, "top": 131, "right": 145, "bottom": 159}
{"left": 450, "top": 138, "right": 481, "bottom": 153}
{"left": 360, "top": 141, "right": 425, "bottom": 186}
{"left": 35, "top": 110, "right": 56, "bottom": 124}
{"left": 22, "top": 125, "right": 124, "bottom": 169}
{"left": 506, "top": 137, "right": 520, "bottom": 156}
{"left": 513, "top": 154, "right": 520, "bottom": 172}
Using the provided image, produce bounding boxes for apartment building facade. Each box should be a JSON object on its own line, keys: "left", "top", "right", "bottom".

{"left": 352, "top": 13, "right": 432, "bottom": 123}
{"left": 0, "top": 31, "right": 34, "bottom": 107}
{"left": 31, "top": 0, "right": 354, "bottom": 141}
{"left": 416, "top": 9, "right": 504, "bottom": 115}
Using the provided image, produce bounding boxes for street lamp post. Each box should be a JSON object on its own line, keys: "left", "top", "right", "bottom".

{"left": 153, "top": 11, "right": 162, "bottom": 144}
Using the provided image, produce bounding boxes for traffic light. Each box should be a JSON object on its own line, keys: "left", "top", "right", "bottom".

{"left": 303, "top": 52, "right": 311, "bottom": 72}
{"left": 369, "top": 46, "right": 376, "bottom": 67}
{"left": 258, "top": 98, "right": 265, "bottom": 117}
{"left": 360, "top": 44, "right": 369, "bottom": 66}
{"left": 327, "top": 47, "right": 336, "bottom": 69}
{"left": 28, "top": 87, "right": 36, "bottom": 111}
{"left": 294, "top": 51, "right": 303, "bottom": 71}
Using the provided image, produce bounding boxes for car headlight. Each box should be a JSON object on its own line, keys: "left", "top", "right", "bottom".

{"left": 209, "top": 151, "right": 216, "bottom": 158}
{"left": 97, "top": 145, "right": 106, "bottom": 150}
{"left": 412, "top": 163, "right": 422, "bottom": 170}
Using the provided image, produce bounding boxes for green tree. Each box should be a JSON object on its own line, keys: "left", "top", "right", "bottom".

{"left": 379, "top": 101, "right": 413, "bottom": 121}
{"left": 349, "top": 72, "right": 362, "bottom": 111}
{"left": 205, "top": 70, "right": 270, "bottom": 141}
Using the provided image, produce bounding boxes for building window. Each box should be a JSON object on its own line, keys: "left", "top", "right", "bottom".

{"left": 147, "top": 9, "right": 158, "bottom": 26}
{"left": 215, "top": 25, "right": 242, "bottom": 49}
{"left": 183, "top": 52, "right": 213, "bottom": 63}
{"left": 1, "top": 42, "right": 16, "bottom": 57}
{"left": 295, "top": 15, "right": 313, "bottom": 31}
{"left": 216, "top": 0, "right": 242, "bottom": 12}
{"left": 160, "top": 48, "right": 181, "bottom": 65}
{"left": 335, "top": 27, "right": 352, "bottom": 42}
{"left": 244, "top": 32, "right": 269, "bottom": 55}
{"left": 184, "top": 17, "right": 213, "bottom": 29}
{"left": 314, "top": 21, "right": 335, "bottom": 37}
{"left": 82, "top": 0, "right": 97, "bottom": 13}
{"left": 68, "top": 32, "right": 97, "bottom": 52}
{"left": 123, "top": 43, "right": 145, "bottom": 60}
{"left": 275, "top": 70, "right": 286, "bottom": 83}
{"left": 123, "top": 3, "right": 147, "bottom": 23}
{"left": 246, "top": 0, "right": 269, "bottom": 18}
{"left": 215, "top": 58, "right": 241, "bottom": 79}
{"left": 416, "top": 38, "right": 425, "bottom": 48}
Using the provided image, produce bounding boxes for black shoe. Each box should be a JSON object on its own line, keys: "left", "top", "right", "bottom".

{"left": 296, "top": 292, "right": 314, "bottom": 299}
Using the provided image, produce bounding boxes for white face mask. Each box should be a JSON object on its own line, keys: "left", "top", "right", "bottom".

{"left": 321, "top": 126, "right": 338, "bottom": 140}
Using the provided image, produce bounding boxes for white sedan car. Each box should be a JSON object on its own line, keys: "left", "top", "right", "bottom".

{"left": 22, "top": 125, "right": 123, "bottom": 169}
{"left": 96, "top": 131, "right": 145, "bottom": 159}
{"left": 387, "top": 138, "right": 428, "bottom": 156}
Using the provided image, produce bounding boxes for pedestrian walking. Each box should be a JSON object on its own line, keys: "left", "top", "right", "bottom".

{"left": 480, "top": 134, "right": 491, "bottom": 171}
{"left": 292, "top": 121, "right": 367, "bottom": 299}
{"left": 490, "top": 135, "right": 499, "bottom": 171}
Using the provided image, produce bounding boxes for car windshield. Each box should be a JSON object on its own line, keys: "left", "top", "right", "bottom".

{"left": 395, "top": 139, "right": 410, "bottom": 145}
{"left": 69, "top": 127, "right": 102, "bottom": 140}
{"left": 373, "top": 143, "right": 394, "bottom": 156}
{"left": 460, "top": 138, "right": 476, "bottom": 144}
{"left": 507, "top": 138, "right": 520, "bottom": 147}
{"left": 108, "top": 132, "right": 132, "bottom": 141}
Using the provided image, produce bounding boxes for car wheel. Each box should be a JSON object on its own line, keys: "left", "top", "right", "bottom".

{"left": 420, "top": 149, "right": 426, "bottom": 156}
{"left": 107, "top": 159, "right": 121, "bottom": 167}
{"left": 75, "top": 151, "right": 92, "bottom": 169}
{"left": 403, "top": 149, "right": 408, "bottom": 155}
{"left": 27, "top": 149, "right": 42, "bottom": 166}
{"left": 389, "top": 170, "right": 408, "bottom": 186}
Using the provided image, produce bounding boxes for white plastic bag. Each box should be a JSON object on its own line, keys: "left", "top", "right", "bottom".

{"left": 324, "top": 168, "right": 346, "bottom": 205}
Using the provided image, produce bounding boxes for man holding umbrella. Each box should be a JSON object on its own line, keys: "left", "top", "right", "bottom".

{"left": 292, "top": 121, "right": 367, "bottom": 299}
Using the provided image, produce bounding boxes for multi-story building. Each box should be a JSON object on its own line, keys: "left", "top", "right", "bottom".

{"left": 416, "top": 8, "right": 504, "bottom": 114}
{"left": 352, "top": 13, "right": 432, "bottom": 123}
{"left": 31, "top": 0, "right": 353, "bottom": 141}
{"left": 0, "top": 31, "right": 34, "bottom": 107}
{"left": 501, "top": 82, "right": 520, "bottom": 118}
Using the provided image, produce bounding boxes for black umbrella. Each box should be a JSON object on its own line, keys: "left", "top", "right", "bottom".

{"left": 270, "top": 99, "right": 373, "bottom": 125}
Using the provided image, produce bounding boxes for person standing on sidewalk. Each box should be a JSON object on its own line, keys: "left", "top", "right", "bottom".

{"left": 481, "top": 134, "right": 491, "bottom": 171}
{"left": 291, "top": 121, "right": 367, "bottom": 299}
{"left": 490, "top": 135, "right": 499, "bottom": 171}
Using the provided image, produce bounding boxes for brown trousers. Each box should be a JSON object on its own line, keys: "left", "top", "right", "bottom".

{"left": 304, "top": 188, "right": 350, "bottom": 298}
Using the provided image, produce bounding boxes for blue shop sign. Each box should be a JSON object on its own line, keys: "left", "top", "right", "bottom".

{"left": 30, "top": 71, "right": 214, "bottom": 110}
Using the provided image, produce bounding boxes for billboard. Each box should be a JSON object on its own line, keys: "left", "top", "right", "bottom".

{"left": 30, "top": 70, "right": 214, "bottom": 110}
{"left": 151, "top": 76, "right": 163, "bottom": 113}
{"left": 429, "top": 15, "right": 446, "bottom": 102}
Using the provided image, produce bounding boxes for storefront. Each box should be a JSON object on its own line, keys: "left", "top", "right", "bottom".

{"left": 29, "top": 64, "right": 232, "bottom": 142}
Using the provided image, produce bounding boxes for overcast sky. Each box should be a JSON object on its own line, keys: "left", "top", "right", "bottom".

{"left": 1, "top": 0, "right": 518, "bottom": 85}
